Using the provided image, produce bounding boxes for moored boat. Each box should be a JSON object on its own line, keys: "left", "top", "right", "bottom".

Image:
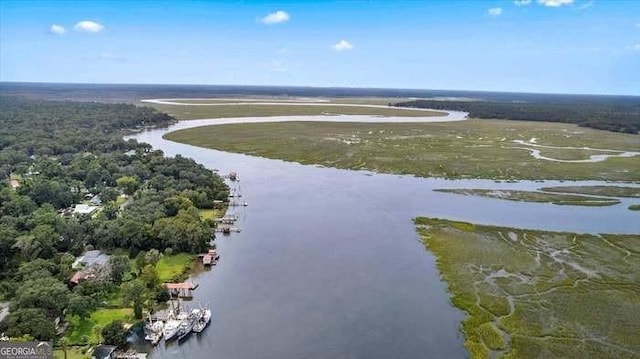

{"left": 177, "top": 309, "right": 203, "bottom": 342}
{"left": 162, "top": 319, "right": 181, "bottom": 341}
{"left": 192, "top": 309, "right": 211, "bottom": 333}
{"left": 144, "top": 320, "right": 164, "bottom": 345}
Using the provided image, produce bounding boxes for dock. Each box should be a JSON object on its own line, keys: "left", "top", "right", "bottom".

{"left": 164, "top": 281, "right": 199, "bottom": 299}
{"left": 214, "top": 214, "right": 238, "bottom": 224}
{"left": 199, "top": 249, "right": 220, "bottom": 266}
{"left": 221, "top": 171, "right": 239, "bottom": 181}
{"left": 215, "top": 225, "right": 241, "bottom": 234}
{"left": 228, "top": 201, "right": 248, "bottom": 207}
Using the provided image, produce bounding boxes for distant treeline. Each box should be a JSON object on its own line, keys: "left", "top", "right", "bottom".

{"left": 393, "top": 98, "right": 640, "bottom": 134}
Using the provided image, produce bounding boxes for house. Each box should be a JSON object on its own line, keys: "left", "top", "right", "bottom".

{"left": 72, "top": 250, "right": 109, "bottom": 269}
{"left": 90, "top": 195, "right": 103, "bottom": 205}
{"left": 70, "top": 250, "right": 111, "bottom": 285}
{"left": 74, "top": 204, "right": 99, "bottom": 215}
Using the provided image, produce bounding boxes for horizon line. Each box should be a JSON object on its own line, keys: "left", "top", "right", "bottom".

{"left": 1, "top": 80, "right": 638, "bottom": 98}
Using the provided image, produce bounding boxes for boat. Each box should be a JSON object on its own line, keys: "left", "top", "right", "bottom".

{"left": 192, "top": 309, "right": 211, "bottom": 334}
{"left": 144, "top": 319, "right": 164, "bottom": 345}
{"left": 162, "top": 318, "right": 181, "bottom": 341}
{"left": 177, "top": 309, "right": 203, "bottom": 342}
{"left": 162, "top": 301, "right": 186, "bottom": 341}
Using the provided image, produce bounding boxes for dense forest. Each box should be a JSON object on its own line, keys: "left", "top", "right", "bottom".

{"left": 393, "top": 98, "right": 640, "bottom": 134}
{"left": 0, "top": 97, "right": 228, "bottom": 341}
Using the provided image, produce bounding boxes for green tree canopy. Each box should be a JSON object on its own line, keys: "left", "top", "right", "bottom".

{"left": 101, "top": 320, "right": 127, "bottom": 347}
{"left": 0, "top": 308, "right": 56, "bottom": 340}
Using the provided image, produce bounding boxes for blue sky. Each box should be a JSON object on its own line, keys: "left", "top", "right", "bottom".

{"left": 1, "top": 0, "right": 639, "bottom": 95}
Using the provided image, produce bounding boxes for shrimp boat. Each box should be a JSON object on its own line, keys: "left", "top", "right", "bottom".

{"left": 144, "top": 315, "right": 164, "bottom": 345}
{"left": 163, "top": 313, "right": 186, "bottom": 342}
{"left": 177, "top": 309, "right": 203, "bottom": 342}
{"left": 192, "top": 308, "right": 212, "bottom": 334}
{"left": 163, "top": 299, "right": 186, "bottom": 342}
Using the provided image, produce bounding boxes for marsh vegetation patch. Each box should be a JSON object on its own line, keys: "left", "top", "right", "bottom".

{"left": 164, "top": 119, "right": 640, "bottom": 181}
{"left": 434, "top": 188, "right": 621, "bottom": 206}
{"left": 414, "top": 217, "right": 640, "bottom": 358}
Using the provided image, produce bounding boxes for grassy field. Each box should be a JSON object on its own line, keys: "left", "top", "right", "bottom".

{"left": 540, "top": 185, "right": 640, "bottom": 198}
{"left": 199, "top": 208, "right": 224, "bottom": 220}
{"left": 164, "top": 119, "right": 640, "bottom": 181}
{"left": 156, "top": 253, "right": 195, "bottom": 282}
{"left": 53, "top": 347, "right": 90, "bottom": 359}
{"left": 435, "top": 188, "right": 621, "bottom": 206}
{"left": 414, "top": 217, "right": 640, "bottom": 359}
{"left": 146, "top": 102, "right": 445, "bottom": 120}
{"left": 66, "top": 308, "right": 133, "bottom": 345}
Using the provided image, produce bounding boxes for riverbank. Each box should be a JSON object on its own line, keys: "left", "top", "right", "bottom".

{"left": 414, "top": 217, "right": 640, "bottom": 358}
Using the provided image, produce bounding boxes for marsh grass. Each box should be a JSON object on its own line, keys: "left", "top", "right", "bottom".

{"left": 164, "top": 119, "right": 640, "bottom": 181}
{"left": 414, "top": 217, "right": 640, "bottom": 358}
{"left": 149, "top": 103, "right": 445, "bottom": 120}
{"left": 435, "top": 188, "right": 621, "bottom": 206}
{"left": 540, "top": 185, "right": 640, "bottom": 198}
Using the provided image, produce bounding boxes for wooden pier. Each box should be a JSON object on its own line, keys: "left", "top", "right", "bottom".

{"left": 214, "top": 214, "right": 238, "bottom": 224}
{"left": 164, "top": 281, "right": 199, "bottom": 299}
{"left": 198, "top": 249, "right": 220, "bottom": 266}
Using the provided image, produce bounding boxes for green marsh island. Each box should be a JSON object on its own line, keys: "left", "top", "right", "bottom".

{"left": 414, "top": 218, "right": 640, "bottom": 359}
{"left": 160, "top": 104, "right": 640, "bottom": 182}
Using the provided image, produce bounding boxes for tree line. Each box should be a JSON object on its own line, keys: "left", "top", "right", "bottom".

{"left": 393, "top": 97, "right": 640, "bottom": 134}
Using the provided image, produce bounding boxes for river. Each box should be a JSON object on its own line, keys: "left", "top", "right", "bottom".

{"left": 128, "top": 117, "right": 640, "bottom": 359}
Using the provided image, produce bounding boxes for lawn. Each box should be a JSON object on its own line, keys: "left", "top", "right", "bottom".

{"left": 155, "top": 253, "right": 194, "bottom": 282}
{"left": 53, "top": 347, "right": 90, "bottom": 359}
{"left": 199, "top": 208, "right": 223, "bottom": 220}
{"left": 66, "top": 308, "right": 133, "bottom": 345}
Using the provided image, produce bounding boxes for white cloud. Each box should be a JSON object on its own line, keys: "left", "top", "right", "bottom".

{"left": 625, "top": 44, "right": 640, "bottom": 51}
{"left": 73, "top": 20, "right": 105, "bottom": 33}
{"left": 49, "top": 24, "right": 66, "bottom": 35}
{"left": 514, "top": 0, "right": 532, "bottom": 6}
{"left": 488, "top": 7, "right": 503, "bottom": 17}
{"left": 537, "top": 0, "right": 573, "bottom": 7}
{"left": 269, "top": 60, "right": 287, "bottom": 72}
{"left": 260, "top": 10, "right": 290, "bottom": 25}
{"left": 333, "top": 39, "right": 353, "bottom": 51}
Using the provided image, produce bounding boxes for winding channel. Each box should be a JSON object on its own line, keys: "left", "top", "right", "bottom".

{"left": 127, "top": 110, "right": 640, "bottom": 359}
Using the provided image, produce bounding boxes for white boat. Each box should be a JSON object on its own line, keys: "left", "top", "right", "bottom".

{"left": 177, "top": 309, "right": 202, "bottom": 342}
{"left": 162, "top": 319, "right": 181, "bottom": 341}
{"left": 192, "top": 309, "right": 211, "bottom": 333}
{"left": 144, "top": 321, "right": 164, "bottom": 345}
